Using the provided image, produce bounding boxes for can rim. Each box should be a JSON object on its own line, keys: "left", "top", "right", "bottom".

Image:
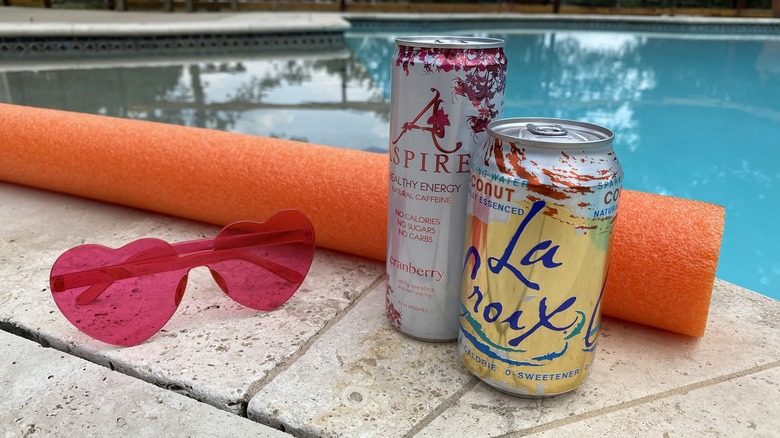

{"left": 395, "top": 36, "right": 505, "bottom": 49}
{"left": 487, "top": 117, "right": 615, "bottom": 148}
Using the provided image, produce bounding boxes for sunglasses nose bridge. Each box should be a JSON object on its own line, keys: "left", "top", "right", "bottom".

{"left": 209, "top": 268, "right": 229, "bottom": 295}
{"left": 174, "top": 273, "right": 189, "bottom": 307}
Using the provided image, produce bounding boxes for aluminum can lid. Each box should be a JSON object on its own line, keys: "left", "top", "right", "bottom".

{"left": 395, "top": 36, "right": 505, "bottom": 49}
{"left": 488, "top": 117, "right": 614, "bottom": 149}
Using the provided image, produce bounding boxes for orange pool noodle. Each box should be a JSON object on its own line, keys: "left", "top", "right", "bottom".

{"left": 603, "top": 190, "right": 724, "bottom": 337}
{"left": 0, "top": 104, "right": 724, "bottom": 337}
{"left": 0, "top": 103, "right": 388, "bottom": 260}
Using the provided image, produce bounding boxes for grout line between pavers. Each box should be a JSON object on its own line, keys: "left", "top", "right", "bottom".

{"left": 3, "top": 267, "right": 388, "bottom": 425}
{"left": 496, "top": 359, "right": 780, "bottom": 437}
{"left": 243, "top": 271, "right": 386, "bottom": 405}
{"left": 404, "top": 377, "right": 482, "bottom": 438}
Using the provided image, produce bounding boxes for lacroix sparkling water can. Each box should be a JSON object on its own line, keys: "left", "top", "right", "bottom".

{"left": 386, "top": 36, "right": 507, "bottom": 341}
{"left": 459, "top": 118, "right": 622, "bottom": 396}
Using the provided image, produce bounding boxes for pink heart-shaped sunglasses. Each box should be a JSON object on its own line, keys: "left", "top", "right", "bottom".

{"left": 49, "top": 210, "right": 315, "bottom": 347}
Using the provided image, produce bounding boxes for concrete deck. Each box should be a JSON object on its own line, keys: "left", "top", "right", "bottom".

{"left": 0, "top": 7, "right": 350, "bottom": 37}
{"left": 1, "top": 6, "right": 779, "bottom": 437}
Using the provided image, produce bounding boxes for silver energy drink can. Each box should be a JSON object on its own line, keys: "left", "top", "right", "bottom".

{"left": 386, "top": 36, "right": 507, "bottom": 341}
{"left": 460, "top": 118, "right": 622, "bottom": 396}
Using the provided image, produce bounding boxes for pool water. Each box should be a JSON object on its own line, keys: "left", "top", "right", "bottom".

{"left": 1, "top": 23, "right": 778, "bottom": 299}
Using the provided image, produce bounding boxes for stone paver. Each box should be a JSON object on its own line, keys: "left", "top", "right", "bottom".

{"left": 248, "top": 281, "right": 477, "bottom": 437}
{"left": 1, "top": 330, "right": 289, "bottom": 437}
{"left": 521, "top": 366, "right": 780, "bottom": 437}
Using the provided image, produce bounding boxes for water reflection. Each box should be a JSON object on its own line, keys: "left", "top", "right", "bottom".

{"left": 1, "top": 28, "right": 779, "bottom": 298}
{"left": 0, "top": 50, "right": 390, "bottom": 150}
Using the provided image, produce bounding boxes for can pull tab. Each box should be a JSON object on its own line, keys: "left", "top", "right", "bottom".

{"left": 434, "top": 38, "right": 472, "bottom": 45}
{"left": 526, "top": 123, "right": 568, "bottom": 137}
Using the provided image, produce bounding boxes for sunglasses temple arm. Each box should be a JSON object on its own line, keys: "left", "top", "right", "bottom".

{"left": 176, "top": 249, "right": 306, "bottom": 285}
{"left": 173, "top": 228, "right": 313, "bottom": 254}
{"left": 74, "top": 282, "right": 113, "bottom": 306}
{"left": 52, "top": 265, "right": 139, "bottom": 305}
{"left": 51, "top": 268, "right": 120, "bottom": 294}
{"left": 225, "top": 251, "right": 307, "bottom": 284}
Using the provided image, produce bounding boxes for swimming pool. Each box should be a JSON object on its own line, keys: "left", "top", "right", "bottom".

{"left": 1, "top": 19, "right": 778, "bottom": 299}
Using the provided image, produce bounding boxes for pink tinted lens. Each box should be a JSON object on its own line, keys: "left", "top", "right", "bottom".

{"left": 210, "top": 210, "right": 315, "bottom": 310}
{"left": 50, "top": 239, "right": 186, "bottom": 347}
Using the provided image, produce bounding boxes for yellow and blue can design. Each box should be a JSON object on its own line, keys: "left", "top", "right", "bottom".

{"left": 459, "top": 118, "right": 622, "bottom": 397}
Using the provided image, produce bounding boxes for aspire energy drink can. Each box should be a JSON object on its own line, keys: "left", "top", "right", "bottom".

{"left": 460, "top": 118, "right": 622, "bottom": 395}
{"left": 386, "top": 36, "right": 508, "bottom": 341}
